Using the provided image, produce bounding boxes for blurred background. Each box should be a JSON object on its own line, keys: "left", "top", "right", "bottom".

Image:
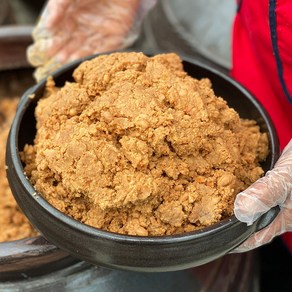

{"left": 0, "top": 0, "right": 44, "bottom": 25}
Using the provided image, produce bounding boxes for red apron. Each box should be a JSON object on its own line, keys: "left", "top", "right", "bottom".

{"left": 231, "top": 0, "right": 292, "bottom": 252}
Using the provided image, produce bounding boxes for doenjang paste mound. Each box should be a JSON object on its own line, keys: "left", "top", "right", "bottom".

{"left": 22, "top": 52, "right": 269, "bottom": 236}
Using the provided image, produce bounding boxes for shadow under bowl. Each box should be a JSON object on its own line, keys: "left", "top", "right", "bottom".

{"left": 6, "top": 53, "right": 281, "bottom": 272}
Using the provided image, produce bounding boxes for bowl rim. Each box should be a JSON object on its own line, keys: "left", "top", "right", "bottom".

{"left": 8, "top": 51, "right": 279, "bottom": 245}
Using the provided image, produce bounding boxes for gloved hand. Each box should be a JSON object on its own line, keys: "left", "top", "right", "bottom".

{"left": 27, "top": 0, "right": 156, "bottom": 81}
{"left": 233, "top": 139, "right": 292, "bottom": 252}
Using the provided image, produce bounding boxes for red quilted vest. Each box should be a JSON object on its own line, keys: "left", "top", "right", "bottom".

{"left": 231, "top": 0, "right": 292, "bottom": 252}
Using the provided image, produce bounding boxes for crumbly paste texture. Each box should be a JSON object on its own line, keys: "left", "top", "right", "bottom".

{"left": 23, "top": 52, "right": 269, "bottom": 236}
{"left": 0, "top": 98, "right": 37, "bottom": 242}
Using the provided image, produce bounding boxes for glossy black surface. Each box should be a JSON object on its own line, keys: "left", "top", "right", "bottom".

{"left": 6, "top": 54, "right": 281, "bottom": 272}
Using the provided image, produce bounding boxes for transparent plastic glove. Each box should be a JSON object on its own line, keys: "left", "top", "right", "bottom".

{"left": 233, "top": 139, "right": 292, "bottom": 252}
{"left": 27, "top": 0, "right": 157, "bottom": 81}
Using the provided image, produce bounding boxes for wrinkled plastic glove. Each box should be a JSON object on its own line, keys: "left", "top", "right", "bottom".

{"left": 233, "top": 139, "right": 292, "bottom": 252}
{"left": 27, "top": 0, "right": 156, "bottom": 81}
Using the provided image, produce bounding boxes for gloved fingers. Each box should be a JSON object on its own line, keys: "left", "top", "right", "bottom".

{"left": 30, "top": 0, "right": 70, "bottom": 40}
{"left": 45, "top": 0, "right": 73, "bottom": 30}
{"left": 234, "top": 139, "right": 292, "bottom": 226}
{"left": 27, "top": 36, "right": 65, "bottom": 66}
{"left": 53, "top": 24, "right": 127, "bottom": 63}
{"left": 32, "top": 29, "right": 125, "bottom": 68}
{"left": 232, "top": 204, "right": 292, "bottom": 252}
{"left": 234, "top": 177, "right": 287, "bottom": 225}
{"left": 27, "top": 0, "right": 158, "bottom": 81}
{"left": 33, "top": 59, "right": 62, "bottom": 83}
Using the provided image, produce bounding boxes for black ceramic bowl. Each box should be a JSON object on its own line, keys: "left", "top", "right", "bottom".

{"left": 6, "top": 53, "right": 280, "bottom": 272}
